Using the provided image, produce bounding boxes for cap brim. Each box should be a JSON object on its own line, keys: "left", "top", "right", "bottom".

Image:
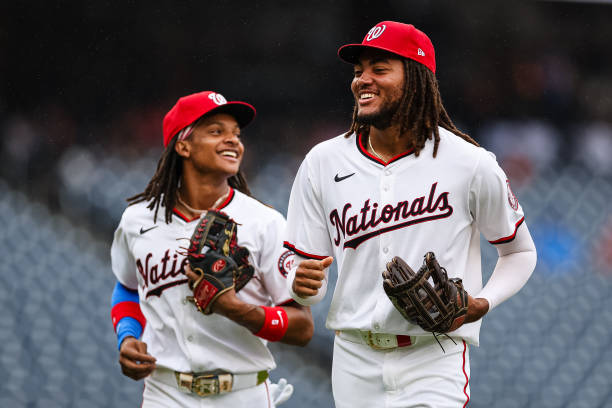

{"left": 338, "top": 43, "right": 404, "bottom": 64}
{"left": 207, "top": 102, "right": 256, "bottom": 129}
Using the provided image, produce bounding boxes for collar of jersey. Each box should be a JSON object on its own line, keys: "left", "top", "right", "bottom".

{"left": 356, "top": 133, "right": 415, "bottom": 166}
{"left": 172, "top": 187, "right": 235, "bottom": 222}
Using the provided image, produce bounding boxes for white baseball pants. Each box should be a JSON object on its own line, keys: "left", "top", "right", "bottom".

{"left": 142, "top": 375, "right": 274, "bottom": 408}
{"left": 332, "top": 334, "right": 470, "bottom": 408}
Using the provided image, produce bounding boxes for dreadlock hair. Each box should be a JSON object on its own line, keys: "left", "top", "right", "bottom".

{"left": 127, "top": 136, "right": 253, "bottom": 224}
{"left": 344, "top": 58, "right": 479, "bottom": 157}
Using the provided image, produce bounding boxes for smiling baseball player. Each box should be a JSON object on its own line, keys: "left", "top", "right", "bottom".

{"left": 284, "top": 21, "right": 537, "bottom": 407}
{"left": 110, "top": 91, "right": 310, "bottom": 407}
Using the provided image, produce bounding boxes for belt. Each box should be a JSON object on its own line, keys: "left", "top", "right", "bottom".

{"left": 337, "top": 330, "right": 412, "bottom": 350}
{"left": 152, "top": 367, "right": 269, "bottom": 397}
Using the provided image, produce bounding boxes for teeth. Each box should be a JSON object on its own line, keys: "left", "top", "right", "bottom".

{"left": 221, "top": 151, "right": 237, "bottom": 158}
{"left": 360, "top": 93, "right": 375, "bottom": 100}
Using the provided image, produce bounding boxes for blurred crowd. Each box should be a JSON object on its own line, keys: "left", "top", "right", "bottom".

{"left": 2, "top": 2, "right": 612, "bottom": 215}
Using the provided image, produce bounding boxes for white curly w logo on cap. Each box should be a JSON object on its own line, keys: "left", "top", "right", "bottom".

{"left": 208, "top": 92, "right": 227, "bottom": 105}
{"left": 366, "top": 24, "right": 386, "bottom": 41}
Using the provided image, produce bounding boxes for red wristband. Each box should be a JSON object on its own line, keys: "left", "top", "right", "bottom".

{"left": 255, "top": 306, "right": 289, "bottom": 342}
{"left": 111, "top": 301, "right": 146, "bottom": 331}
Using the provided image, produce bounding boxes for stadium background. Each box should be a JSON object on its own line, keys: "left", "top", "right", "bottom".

{"left": 2, "top": 1, "right": 612, "bottom": 407}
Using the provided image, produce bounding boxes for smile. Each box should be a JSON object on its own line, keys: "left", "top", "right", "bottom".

{"left": 359, "top": 93, "right": 375, "bottom": 100}
{"left": 220, "top": 150, "right": 238, "bottom": 158}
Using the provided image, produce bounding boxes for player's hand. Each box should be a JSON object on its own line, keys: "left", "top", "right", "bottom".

{"left": 119, "top": 337, "right": 156, "bottom": 381}
{"left": 184, "top": 263, "right": 201, "bottom": 289}
{"left": 464, "top": 295, "right": 490, "bottom": 324}
{"left": 184, "top": 264, "right": 239, "bottom": 316}
{"left": 292, "top": 257, "right": 333, "bottom": 298}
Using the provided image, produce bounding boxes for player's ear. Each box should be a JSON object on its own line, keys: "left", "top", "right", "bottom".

{"left": 175, "top": 139, "right": 190, "bottom": 158}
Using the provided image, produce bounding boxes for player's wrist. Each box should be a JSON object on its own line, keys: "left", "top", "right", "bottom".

{"left": 217, "top": 297, "right": 262, "bottom": 330}
{"left": 465, "top": 296, "right": 489, "bottom": 323}
{"left": 119, "top": 335, "right": 137, "bottom": 350}
{"left": 255, "top": 306, "right": 289, "bottom": 342}
{"left": 211, "top": 289, "right": 242, "bottom": 315}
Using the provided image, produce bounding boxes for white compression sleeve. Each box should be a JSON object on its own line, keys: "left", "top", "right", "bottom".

{"left": 476, "top": 222, "right": 537, "bottom": 310}
{"left": 287, "top": 254, "right": 329, "bottom": 306}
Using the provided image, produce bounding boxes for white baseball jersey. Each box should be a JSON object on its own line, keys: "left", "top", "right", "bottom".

{"left": 284, "top": 128, "right": 525, "bottom": 346}
{"left": 111, "top": 188, "right": 295, "bottom": 373}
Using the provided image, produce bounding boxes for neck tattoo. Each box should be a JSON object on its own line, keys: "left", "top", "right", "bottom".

{"left": 177, "top": 188, "right": 230, "bottom": 216}
{"left": 368, "top": 135, "right": 385, "bottom": 161}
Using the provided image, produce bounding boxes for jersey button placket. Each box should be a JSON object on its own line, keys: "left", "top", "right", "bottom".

{"left": 374, "top": 167, "right": 394, "bottom": 331}
{"left": 381, "top": 168, "right": 392, "bottom": 194}
{"left": 379, "top": 168, "right": 394, "bottom": 257}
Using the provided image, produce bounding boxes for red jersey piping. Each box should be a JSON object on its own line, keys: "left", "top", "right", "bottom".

{"left": 283, "top": 241, "right": 327, "bottom": 260}
{"left": 172, "top": 187, "right": 235, "bottom": 222}
{"left": 488, "top": 216, "right": 525, "bottom": 245}
{"left": 356, "top": 133, "right": 414, "bottom": 166}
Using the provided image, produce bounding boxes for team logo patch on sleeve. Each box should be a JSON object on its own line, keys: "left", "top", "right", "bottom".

{"left": 277, "top": 250, "right": 295, "bottom": 278}
{"left": 506, "top": 179, "right": 519, "bottom": 211}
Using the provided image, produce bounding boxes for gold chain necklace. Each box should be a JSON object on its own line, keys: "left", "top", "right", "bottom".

{"left": 368, "top": 135, "right": 385, "bottom": 161}
{"left": 177, "top": 188, "right": 230, "bottom": 216}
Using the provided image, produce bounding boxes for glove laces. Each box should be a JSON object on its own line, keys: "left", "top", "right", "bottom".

{"left": 432, "top": 332, "right": 457, "bottom": 353}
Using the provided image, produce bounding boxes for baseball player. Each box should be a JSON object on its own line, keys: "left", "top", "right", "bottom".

{"left": 110, "top": 90, "right": 311, "bottom": 407}
{"left": 284, "top": 21, "right": 537, "bottom": 407}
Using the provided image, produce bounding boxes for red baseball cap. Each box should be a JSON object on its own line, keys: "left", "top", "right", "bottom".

{"left": 162, "top": 91, "right": 256, "bottom": 147}
{"left": 338, "top": 21, "right": 436, "bottom": 73}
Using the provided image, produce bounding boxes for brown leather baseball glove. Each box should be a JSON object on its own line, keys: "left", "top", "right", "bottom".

{"left": 186, "top": 209, "right": 254, "bottom": 314}
{"left": 382, "top": 252, "right": 468, "bottom": 334}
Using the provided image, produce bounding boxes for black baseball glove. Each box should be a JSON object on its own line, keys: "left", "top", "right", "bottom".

{"left": 382, "top": 252, "right": 468, "bottom": 333}
{"left": 186, "top": 209, "right": 254, "bottom": 314}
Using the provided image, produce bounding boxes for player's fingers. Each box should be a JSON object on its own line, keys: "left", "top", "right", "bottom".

{"left": 132, "top": 340, "right": 145, "bottom": 353}
{"left": 292, "top": 276, "right": 322, "bottom": 297}
{"left": 320, "top": 256, "right": 333, "bottom": 268}
{"left": 296, "top": 259, "right": 320, "bottom": 269}
{"left": 293, "top": 284, "right": 320, "bottom": 298}
{"left": 121, "top": 343, "right": 157, "bottom": 364}
{"left": 298, "top": 257, "right": 333, "bottom": 271}
{"left": 295, "top": 267, "right": 325, "bottom": 281}
{"left": 185, "top": 267, "right": 201, "bottom": 283}
{"left": 120, "top": 358, "right": 156, "bottom": 380}
{"left": 119, "top": 342, "right": 156, "bottom": 369}
{"left": 119, "top": 352, "right": 157, "bottom": 368}
{"left": 134, "top": 341, "right": 155, "bottom": 361}
{"left": 294, "top": 276, "right": 323, "bottom": 290}
{"left": 121, "top": 349, "right": 157, "bottom": 365}
{"left": 184, "top": 263, "right": 204, "bottom": 278}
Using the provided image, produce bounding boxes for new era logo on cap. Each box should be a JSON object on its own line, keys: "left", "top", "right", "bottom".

{"left": 338, "top": 21, "right": 436, "bottom": 73}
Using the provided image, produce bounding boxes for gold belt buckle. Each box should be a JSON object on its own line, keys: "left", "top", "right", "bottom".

{"left": 176, "top": 372, "right": 231, "bottom": 397}
{"left": 363, "top": 331, "right": 397, "bottom": 350}
{"left": 192, "top": 374, "right": 219, "bottom": 396}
